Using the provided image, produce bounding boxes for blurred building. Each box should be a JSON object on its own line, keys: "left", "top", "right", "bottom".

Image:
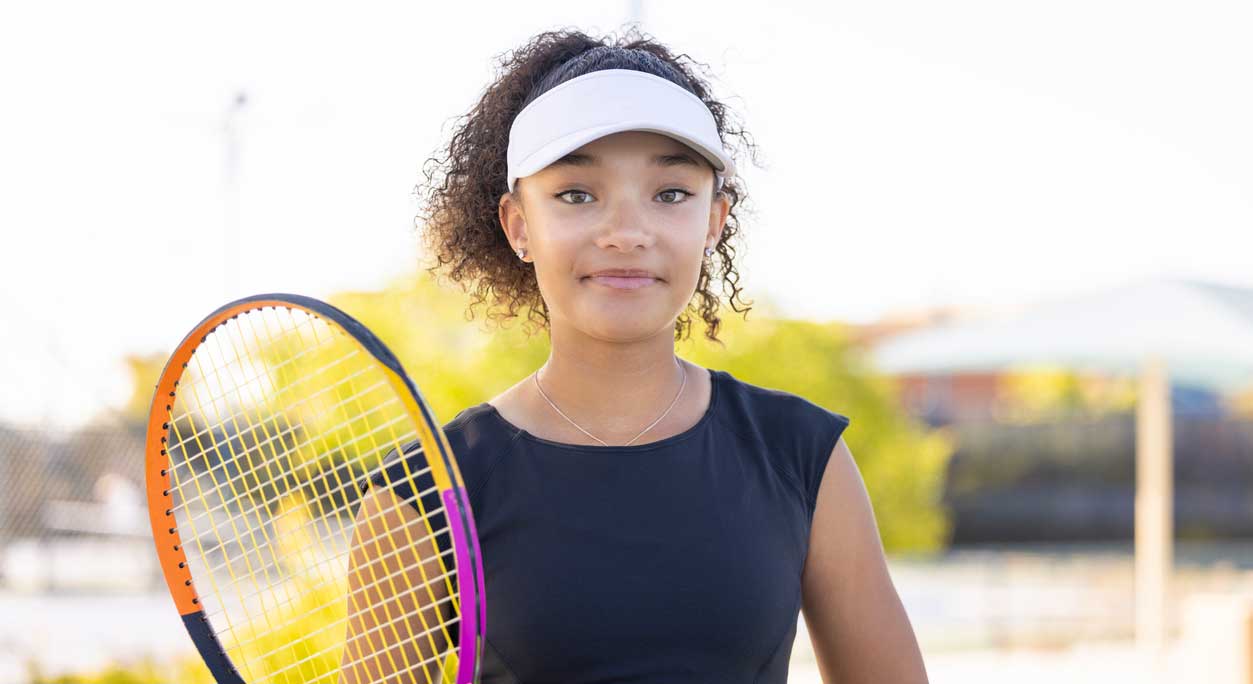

{"left": 856, "top": 277, "right": 1253, "bottom": 543}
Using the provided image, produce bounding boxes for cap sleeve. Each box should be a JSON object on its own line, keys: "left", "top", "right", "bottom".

{"left": 797, "top": 407, "right": 851, "bottom": 516}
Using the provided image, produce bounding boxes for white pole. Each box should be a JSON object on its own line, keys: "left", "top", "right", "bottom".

{"left": 222, "top": 91, "right": 247, "bottom": 299}
{"left": 627, "top": 0, "right": 644, "bottom": 28}
{"left": 1136, "top": 355, "right": 1173, "bottom": 679}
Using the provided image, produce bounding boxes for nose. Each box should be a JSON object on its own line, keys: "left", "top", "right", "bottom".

{"left": 594, "top": 195, "right": 655, "bottom": 253}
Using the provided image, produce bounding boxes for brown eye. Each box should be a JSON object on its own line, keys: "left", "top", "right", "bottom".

{"left": 556, "top": 189, "right": 594, "bottom": 204}
{"left": 657, "top": 188, "right": 693, "bottom": 204}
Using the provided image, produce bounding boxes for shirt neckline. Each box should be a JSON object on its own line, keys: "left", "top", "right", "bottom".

{"left": 479, "top": 367, "right": 721, "bottom": 453}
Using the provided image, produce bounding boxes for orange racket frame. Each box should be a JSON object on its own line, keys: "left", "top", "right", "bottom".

{"left": 144, "top": 293, "right": 485, "bottom": 683}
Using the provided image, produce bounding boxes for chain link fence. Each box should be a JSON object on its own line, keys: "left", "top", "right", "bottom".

{"left": 0, "top": 422, "right": 157, "bottom": 593}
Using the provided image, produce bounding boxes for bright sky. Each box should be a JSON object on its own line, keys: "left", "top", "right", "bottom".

{"left": 3, "top": 0, "right": 1251, "bottom": 429}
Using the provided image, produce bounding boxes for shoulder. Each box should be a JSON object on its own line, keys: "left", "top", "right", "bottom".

{"left": 367, "top": 402, "right": 520, "bottom": 498}
{"left": 715, "top": 369, "right": 852, "bottom": 515}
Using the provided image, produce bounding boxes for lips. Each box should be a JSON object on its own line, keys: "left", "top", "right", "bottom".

{"left": 586, "top": 275, "right": 658, "bottom": 290}
{"left": 585, "top": 269, "right": 660, "bottom": 279}
{"left": 581, "top": 267, "right": 664, "bottom": 291}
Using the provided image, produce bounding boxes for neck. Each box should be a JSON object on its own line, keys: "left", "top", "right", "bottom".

{"left": 535, "top": 324, "right": 687, "bottom": 441}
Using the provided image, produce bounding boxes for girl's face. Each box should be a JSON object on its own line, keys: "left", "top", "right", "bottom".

{"left": 499, "top": 130, "right": 730, "bottom": 342}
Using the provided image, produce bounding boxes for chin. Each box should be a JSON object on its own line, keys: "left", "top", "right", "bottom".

{"left": 577, "top": 310, "right": 675, "bottom": 341}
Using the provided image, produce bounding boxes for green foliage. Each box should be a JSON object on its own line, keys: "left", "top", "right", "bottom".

{"left": 29, "top": 657, "right": 212, "bottom": 684}
{"left": 332, "top": 272, "right": 953, "bottom": 555}
{"left": 678, "top": 308, "right": 953, "bottom": 554}
{"left": 229, "top": 573, "right": 347, "bottom": 682}
{"left": 328, "top": 275, "right": 547, "bottom": 427}
{"left": 121, "top": 352, "right": 169, "bottom": 423}
{"left": 253, "top": 313, "right": 407, "bottom": 484}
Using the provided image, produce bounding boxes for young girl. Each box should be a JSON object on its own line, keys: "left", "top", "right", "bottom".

{"left": 352, "top": 28, "right": 928, "bottom": 684}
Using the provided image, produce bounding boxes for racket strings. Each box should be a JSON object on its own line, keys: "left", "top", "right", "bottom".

{"left": 171, "top": 314, "right": 342, "bottom": 424}
{"left": 165, "top": 318, "right": 379, "bottom": 493}
{"left": 168, "top": 353, "right": 374, "bottom": 480}
{"left": 274, "top": 307, "right": 459, "bottom": 684}
{"left": 166, "top": 413, "right": 254, "bottom": 678}
{"left": 305, "top": 615, "right": 462, "bottom": 684}
{"left": 227, "top": 550, "right": 461, "bottom": 667}
{"left": 189, "top": 477, "right": 442, "bottom": 581}
{"left": 292, "top": 309, "right": 459, "bottom": 682}
{"left": 185, "top": 331, "right": 322, "bottom": 684}
{"left": 244, "top": 306, "right": 452, "bottom": 684}
{"left": 242, "top": 563, "right": 462, "bottom": 681}
{"left": 167, "top": 316, "right": 380, "bottom": 498}
{"left": 201, "top": 491, "right": 459, "bottom": 661}
{"left": 168, "top": 398, "right": 406, "bottom": 525}
{"left": 191, "top": 491, "right": 456, "bottom": 671}
{"left": 270, "top": 605, "right": 461, "bottom": 684}
{"left": 165, "top": 306, "right": 462, "bottom": 684}
{"left": 218, "top": 526, "right": 458, "bottom": 646}
{"left": 233, "top": 308, "right": 441, "bottom": 684}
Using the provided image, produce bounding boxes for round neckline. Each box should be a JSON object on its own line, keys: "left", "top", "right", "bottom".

{"left": 480, "top": 367, "right": 721, "bottom": 453}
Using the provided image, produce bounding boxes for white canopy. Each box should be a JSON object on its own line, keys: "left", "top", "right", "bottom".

{"left": 870, "top": 277, "right": 1253, "bottom": 392}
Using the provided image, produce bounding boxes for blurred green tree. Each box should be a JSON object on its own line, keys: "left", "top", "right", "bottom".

{"left": 29, "top": 656, "right": 212, "bottom": 684}
{"left": 121, "top": 353, "right": 168, "bottom": 424}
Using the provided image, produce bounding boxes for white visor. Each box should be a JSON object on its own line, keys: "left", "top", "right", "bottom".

{"left": 506, "top": 68, "right": 736, "bottom": 194}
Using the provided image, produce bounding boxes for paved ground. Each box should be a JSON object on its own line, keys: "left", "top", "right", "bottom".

{"left": 5, "top": 540, "right": 1253, "bottom": 683}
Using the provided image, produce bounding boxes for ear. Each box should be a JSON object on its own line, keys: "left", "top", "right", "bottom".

{"left": 706, "top": 189, "right": 730, "bottom": 251}
{"left": 498, "top": 190, "right": 530, "bottom": 261}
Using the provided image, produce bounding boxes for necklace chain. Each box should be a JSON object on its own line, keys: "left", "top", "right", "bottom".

{"left": 533, "top": 358, "right": 687, "bottom": 447}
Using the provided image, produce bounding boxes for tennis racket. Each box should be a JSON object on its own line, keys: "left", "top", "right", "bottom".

{"left": 145, "top": 293, "right": 485, "bottom": 684}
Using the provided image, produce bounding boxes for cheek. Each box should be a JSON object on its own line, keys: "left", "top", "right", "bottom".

{"left": 672, "top": 253, "right": 706, "bottom": 294}
{"left": 528, "top": 232, "right": 582, "bottom": 297}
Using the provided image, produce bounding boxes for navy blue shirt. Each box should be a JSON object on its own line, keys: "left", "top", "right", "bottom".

{"left": 369, "top": 367, "right": 850, "bottom": 683}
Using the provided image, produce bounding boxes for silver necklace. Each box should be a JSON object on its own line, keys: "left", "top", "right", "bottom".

{"left": 533, "top": 358, "right": 687, "bottom": 447}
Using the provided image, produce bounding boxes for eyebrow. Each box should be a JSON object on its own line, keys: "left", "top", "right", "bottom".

{"left": 548, "top": 151, "right": 703, "bottom": 169}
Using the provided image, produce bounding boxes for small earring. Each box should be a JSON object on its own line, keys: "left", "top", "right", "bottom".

{"left": 516, "top": 247, "right": 527, "bottom": 260}
{"left": 704, "top": 247, "right": 714, "bottom": 258}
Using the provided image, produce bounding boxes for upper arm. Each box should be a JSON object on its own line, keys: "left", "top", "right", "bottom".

{"left": 342, "top": 485, "right": 458, "bottom": 684}
{"left": 800, "top": 437, "right": 930, "bottom": 684}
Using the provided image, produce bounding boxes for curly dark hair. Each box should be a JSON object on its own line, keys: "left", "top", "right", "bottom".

{"left": 413, "top": 26, "right": 760, "bottom": 345}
